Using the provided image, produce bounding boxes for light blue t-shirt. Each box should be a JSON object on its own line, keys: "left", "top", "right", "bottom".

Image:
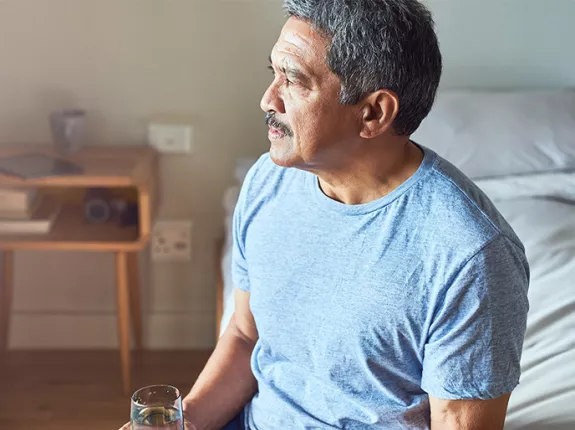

{"left": 232, "top": 145, "right": 530, "bottom": 429}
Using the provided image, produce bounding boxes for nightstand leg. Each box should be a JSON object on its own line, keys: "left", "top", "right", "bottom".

{"left": 115, "top": 251, "right": 132, "bottom": 395}
{"left": 128, "top": 252, "right": 143, "bottom": 349}
{"left": 0, "top": 251, "right": 14, "bottom": 353}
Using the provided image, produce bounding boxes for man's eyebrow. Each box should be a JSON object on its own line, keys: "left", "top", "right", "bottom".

{"left": 268, "top": 55, "right": 310, "bottom": 81}
{"left": 285, "top": 67, "right": 308, "bottom": 83}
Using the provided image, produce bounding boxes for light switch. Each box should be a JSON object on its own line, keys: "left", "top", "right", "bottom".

{"left": 148, "top": 123, "right": 194, "bottom": 154}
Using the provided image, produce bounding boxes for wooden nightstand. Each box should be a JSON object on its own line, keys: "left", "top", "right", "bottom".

{"left": 0, "top": 144, "right": 159, "bottom": 394}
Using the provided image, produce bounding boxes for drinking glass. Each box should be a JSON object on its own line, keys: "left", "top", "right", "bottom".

{"left": 131, "top": 385, "right": 184, "bottom": 430}
{"left": 49, "top": 109, "right": 86, "bottom": 155}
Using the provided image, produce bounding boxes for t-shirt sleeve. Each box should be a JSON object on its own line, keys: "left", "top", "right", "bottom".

{"left": 421, "top": 234, "right": 530, "bottom": 400}
{"left": 231, "top": 193, "right": 250, "bottom": 292}
{"left": 231, "top": 156, "right": 265, "bottom": 293}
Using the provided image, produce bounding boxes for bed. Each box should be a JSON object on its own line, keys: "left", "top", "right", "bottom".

{"left": 215, "top": 89, "right": 575, "bottom": 429}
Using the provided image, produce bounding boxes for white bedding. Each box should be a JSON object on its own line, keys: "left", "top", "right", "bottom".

{"left": 476, "top": 171, "right": 575, "bottom": 202}
{"left": 498, "top": 199, "right": 575, "bottom": 429}
{"left": 220, "top": 181, "right": 575, "bottom": 428}
{"left": 412, "top": 89, "right": 575, "bottom": 179}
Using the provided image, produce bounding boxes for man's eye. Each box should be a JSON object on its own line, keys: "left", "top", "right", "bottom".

{"left": 268, "top": 65, "right": 295, "bottom": 86}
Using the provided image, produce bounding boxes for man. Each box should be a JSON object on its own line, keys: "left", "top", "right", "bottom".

{"left": 124, "top": 0, "right": 530, "bottom": 429}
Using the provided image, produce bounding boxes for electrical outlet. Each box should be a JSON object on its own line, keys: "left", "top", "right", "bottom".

{"left": 151, "top": 220, "right": 192, "bottom": 262}
{"left": 148, "top": 122, "right": 194, "bottom": 154}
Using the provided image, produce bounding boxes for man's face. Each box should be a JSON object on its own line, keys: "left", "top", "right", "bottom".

{"left": 261, "top": 17, "right": 359, "bottom": 169}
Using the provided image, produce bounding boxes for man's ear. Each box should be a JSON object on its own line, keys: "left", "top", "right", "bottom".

{"left": 359, "top": 90, "right": 400, "bottom": 139}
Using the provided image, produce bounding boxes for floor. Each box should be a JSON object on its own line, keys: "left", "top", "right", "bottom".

{"left": 0, "top": 350, "right": 212, "bottom": 430}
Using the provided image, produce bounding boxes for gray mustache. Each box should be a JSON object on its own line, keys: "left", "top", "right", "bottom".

{"left": 265, "top": 112, "right": 293, "bottom": 137}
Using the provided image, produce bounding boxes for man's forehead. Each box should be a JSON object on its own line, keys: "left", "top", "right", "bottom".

{"left": 271, "top": 17, "right": 326, "bottom": 65}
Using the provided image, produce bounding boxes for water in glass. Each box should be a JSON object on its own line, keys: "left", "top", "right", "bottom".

{"left": 131, "top": 385, "right": 184, "bottom": 430}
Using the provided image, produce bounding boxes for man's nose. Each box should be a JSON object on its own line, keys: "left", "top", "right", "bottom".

{"left": 260, "top": 82, "right": 286, "bottom": 114}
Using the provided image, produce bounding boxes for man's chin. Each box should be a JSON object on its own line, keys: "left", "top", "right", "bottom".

{"left": 269, "top": 139, "right": 299, "bottom": 168}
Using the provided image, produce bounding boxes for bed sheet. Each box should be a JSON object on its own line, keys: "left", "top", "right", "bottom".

{"left": 497, "top": 199, "right": 575, "bottom": 429}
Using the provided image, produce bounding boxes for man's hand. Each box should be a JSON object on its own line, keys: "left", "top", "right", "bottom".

{"left": 118, "top": 290, "right": 257, "bottom": 430}
{"left": 175, "top": 289, "right": 258, "bottom": 430}
{"left": 429, "top": 393, "right": 511, "bottom": 430}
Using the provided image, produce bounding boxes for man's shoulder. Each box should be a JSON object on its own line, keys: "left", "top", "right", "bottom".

{"left": 420, "top": 152, "right": 524, "bottom": 253}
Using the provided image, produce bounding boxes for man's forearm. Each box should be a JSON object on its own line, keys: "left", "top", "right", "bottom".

{"left": 429, "top": 395, "right": 510, "bottom": 430}
{"left": 183, "top": 325, "right": 258, "bottom": 430}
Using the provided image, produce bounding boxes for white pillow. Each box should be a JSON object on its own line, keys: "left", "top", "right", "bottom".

{"left": 475, "top": 171, "right": 575, "bottom": 202}
{"left": 412, "top": 89, "right": 575, "bottom": 178}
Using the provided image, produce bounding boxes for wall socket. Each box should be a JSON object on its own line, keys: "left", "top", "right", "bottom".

{"left": 151, "top": 220, "right": 193, "bottom": 262}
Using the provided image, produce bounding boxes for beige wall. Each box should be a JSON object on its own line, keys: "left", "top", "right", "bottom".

{"left": 2, "top": 0, "right": 574, "bottom": 349}
{"left": 1, "top": 0, "right": 284, "bottom": 349}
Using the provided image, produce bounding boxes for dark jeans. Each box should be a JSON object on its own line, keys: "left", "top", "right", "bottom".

{"left": 221, "top": 411, "right": 244, "bottom": 430}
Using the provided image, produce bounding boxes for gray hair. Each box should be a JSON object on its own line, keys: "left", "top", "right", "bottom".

{"left": 283, "top": 0, "right": 442, "bottom": 136}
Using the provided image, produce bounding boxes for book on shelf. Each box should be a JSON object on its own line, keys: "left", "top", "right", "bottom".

{"left": 0, "top": 194, "right": 43, "bottom": 219}
{"left": 0, "top": 187, "right": 40, "bottom": 213}
{"left": 0, "top": 154, "right": 83, "bottom": 179}
{"left": 0, "top": 197, "right": 61, "bottom": 235}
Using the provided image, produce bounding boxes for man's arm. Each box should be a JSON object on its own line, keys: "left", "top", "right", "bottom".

{"left": 183, "top": 289, "right": 259, "bottom": 430}
{"left": 421, "top": 236, "right": 528, "bottom": 429}
{"left": 429, "top": 393, "right": 511, "bottom": 430}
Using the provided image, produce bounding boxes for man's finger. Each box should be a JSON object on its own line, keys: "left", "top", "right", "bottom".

{"left": 119, "top": 423, "right": 130, "bottom": 430}
{"left": 184, "top": 421, "right": 197, "bottom": 430}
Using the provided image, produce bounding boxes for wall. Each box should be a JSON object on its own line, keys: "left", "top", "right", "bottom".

{"left": 431, "top": 0, "right": 575, "bottom": 90}
{"left": 1, "top": 0, "right": 574, "bottom": 349}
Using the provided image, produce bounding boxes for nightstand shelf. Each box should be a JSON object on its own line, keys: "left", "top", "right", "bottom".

{"left": 0, "top": 144, "right": 159, "bottom": 395}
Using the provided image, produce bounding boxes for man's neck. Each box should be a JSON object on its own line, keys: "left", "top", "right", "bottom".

{"left": 316, "top": 139, "right": 424, "bottom": 205}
